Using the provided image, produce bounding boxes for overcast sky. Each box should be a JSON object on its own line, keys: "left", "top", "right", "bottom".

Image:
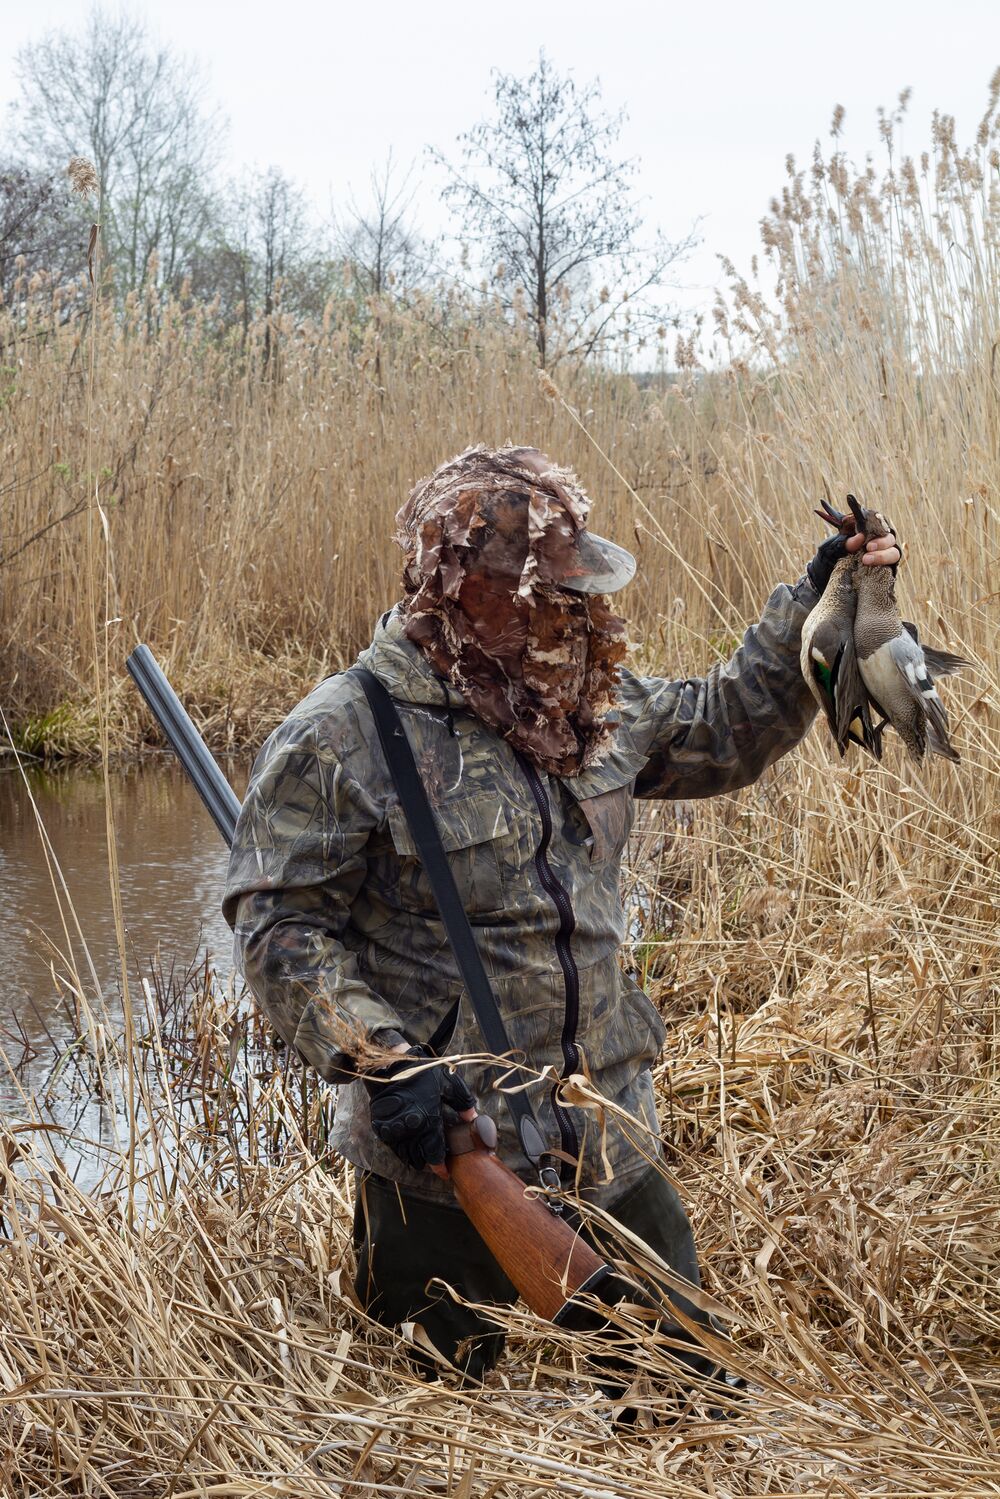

{"left": 2, "top": 0, "right": 998, "bottom": 335}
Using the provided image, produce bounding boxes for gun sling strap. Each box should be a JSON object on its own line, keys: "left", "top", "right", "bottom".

{"left": 351, "top": 666, "right": 560, "bottom": 1191}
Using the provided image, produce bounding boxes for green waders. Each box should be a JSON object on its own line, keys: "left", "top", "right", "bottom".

{"left": 353, "top": 1166, "right": 715, "bottom": 1385}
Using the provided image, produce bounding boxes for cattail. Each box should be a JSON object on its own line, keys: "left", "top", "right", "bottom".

{"left": 537, "top": 369, "right": 559, "bottom": 400}
{"left": 67, "top": 156, "right": 99, "bottom": 202}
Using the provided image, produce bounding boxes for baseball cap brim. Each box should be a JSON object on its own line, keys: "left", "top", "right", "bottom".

{"left": 556, "top": 530, "right": 637, "bottom": 595}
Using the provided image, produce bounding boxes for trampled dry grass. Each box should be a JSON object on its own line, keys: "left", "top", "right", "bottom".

{"left": 1, "top": 92, "right": 999, "bottom": 1495}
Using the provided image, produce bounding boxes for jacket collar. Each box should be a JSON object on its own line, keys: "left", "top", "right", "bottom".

{"left": 355, "top": 605, "right": 467, "bottom": 709}
{"left": 354, "top": 606, "right": 646, "bottom": 792}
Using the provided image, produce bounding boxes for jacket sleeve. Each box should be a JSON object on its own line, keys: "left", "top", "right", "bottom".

{"left": 222, "top": 715, "right": 404, "bottom": 1081}
{"left": 622, "top": 577, "right": 819, "bottom": 800}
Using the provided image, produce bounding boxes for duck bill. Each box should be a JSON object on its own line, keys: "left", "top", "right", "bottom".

{"left": 846, "top": 494, "right": 867, "bottom": 532}
{"left": 814, "top": 498, "right": 850, "bottom": 531}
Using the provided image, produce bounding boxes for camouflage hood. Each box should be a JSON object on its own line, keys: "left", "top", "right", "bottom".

{"left": 395, "top": 445, "right": 629, "bottom": 777}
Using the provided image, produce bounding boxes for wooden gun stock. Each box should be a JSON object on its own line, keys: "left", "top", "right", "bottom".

{"left": 446, "top": 1116, "right": 615, "bottom": 1324}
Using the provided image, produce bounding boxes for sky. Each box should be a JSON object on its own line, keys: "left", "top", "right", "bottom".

{"left": 2, "top": 0, "right": 998, "bottom": 338}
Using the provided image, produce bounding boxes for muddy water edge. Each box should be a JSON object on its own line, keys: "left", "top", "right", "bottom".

{"left": 0, "top": 759, "right": 247, "bottom": 1154}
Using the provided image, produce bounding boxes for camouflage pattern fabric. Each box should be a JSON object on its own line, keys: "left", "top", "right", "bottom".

{"left": 394, "top": 445, "right": 629, "bottom": 776}
{"left": 223, "top": 576, "right": 820, "bottom": 1205}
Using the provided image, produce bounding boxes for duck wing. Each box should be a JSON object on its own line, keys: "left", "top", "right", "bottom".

{"left": 888, "top": 632, "right": 961, "bottom": 763}
{"left": 834, "top": 636, "right": 880, "bottom": 756}
{"left": 901, "top": 622, "right": 970, "bottom": 677}
{"left": 802, "top": 617, "right": 876, "bottom": 756}
{"left": 921, "top": 645, "right": 969, "bottom": 678}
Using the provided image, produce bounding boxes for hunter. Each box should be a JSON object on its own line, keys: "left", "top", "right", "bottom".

{"left": 223, "top": 445, "right": 900, "bottom": 1381}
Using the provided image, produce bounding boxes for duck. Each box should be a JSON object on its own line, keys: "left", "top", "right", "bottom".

{"left": 800, "top": 498, "right": 875, "bottom": 756}
{"left": 846, "top": 495, "right": 968, "bottom": 764}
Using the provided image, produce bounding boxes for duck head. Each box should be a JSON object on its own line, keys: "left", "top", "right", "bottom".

{"left": 847, "top": 494, "right": 892, "bottom": 541}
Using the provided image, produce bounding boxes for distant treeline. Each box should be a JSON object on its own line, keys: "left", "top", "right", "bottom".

{"left": 2, "top": 13, "right": 689, "bottom": 367}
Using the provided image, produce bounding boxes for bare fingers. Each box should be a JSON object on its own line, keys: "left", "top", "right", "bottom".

{"left": 845, "top": 532, "right": 901, "bottom": 566}
{"left": 861, "top": 538, "right": 901, "bottom": 566}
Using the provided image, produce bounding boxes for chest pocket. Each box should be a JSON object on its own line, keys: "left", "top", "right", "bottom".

{"left": 387, "top": 791, "right": 508, "bottom": 916}
{"left": 564, "top": 732, "right": 646, "bottom": 865}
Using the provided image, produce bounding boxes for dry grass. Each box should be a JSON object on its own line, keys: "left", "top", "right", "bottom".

{"left": 1, "top": 864, "right": 996, "bottom": 1495}
{"left": 1, "top": 90, "right": 999, "bottom": 1496}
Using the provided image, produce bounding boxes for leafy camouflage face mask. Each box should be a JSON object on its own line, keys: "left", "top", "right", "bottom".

{"left": 395, "top": 445, "right": 629, "bottom": 777}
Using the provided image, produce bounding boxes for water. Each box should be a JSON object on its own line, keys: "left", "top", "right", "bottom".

{"left": 0, "top": 760, "right": 245, "bottom": 1115}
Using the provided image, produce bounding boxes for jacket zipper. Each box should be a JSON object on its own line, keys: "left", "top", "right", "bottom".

{"left": 515, "top": 753, "right": 580, "bottom": 1171}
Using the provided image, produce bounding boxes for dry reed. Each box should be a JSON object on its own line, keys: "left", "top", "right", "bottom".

{"left": 1, "top": 88, "right": 998, "bottom": 1497}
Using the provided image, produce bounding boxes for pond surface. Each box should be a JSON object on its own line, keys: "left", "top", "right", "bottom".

{"left": 0, "top": 759, "right": 246, "bottom": 1117}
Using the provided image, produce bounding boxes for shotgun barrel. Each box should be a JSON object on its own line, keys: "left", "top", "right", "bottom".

{"left": 124, "top": 646, "right": 628, "bottom": 1331}
{"left": 125, "top": 644, "right": 242, "bottom": 847}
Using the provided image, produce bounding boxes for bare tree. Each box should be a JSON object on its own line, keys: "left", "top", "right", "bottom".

{"left": 255, "top": 170, "right": 304, "bottom": 320}
{"left": 254, "top": 167, "right": 305, "bottom": 365}
{"left": 189, "top": 167, "right": 330, "bottom": 347}
{"left": 0, "top": 162, "right": 80, "bottom": 305}
{"left": 338, "top": 156, "right": 426, "bottom": 301}
{"left": 12, "top": 8, "right": 221, "bottom": 296}
{"left": 436, "top": 52, "right": 693, "bottom": 365}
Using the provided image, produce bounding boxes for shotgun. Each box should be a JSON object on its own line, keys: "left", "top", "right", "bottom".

{"left": 125, "top": 645, "right": 625, "bottom": 1328}
{"left": 126, "top": 645, "right": 241, "bottom": 844}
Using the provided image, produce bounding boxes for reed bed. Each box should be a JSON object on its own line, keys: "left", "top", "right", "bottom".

{"left": 1, "top": 812, "right": 997, "bottom": 1495}
{"left": 1, "top": 89, "right": 999, "bottom": 1496}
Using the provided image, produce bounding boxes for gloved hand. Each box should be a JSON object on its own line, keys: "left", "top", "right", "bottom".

{"left": 364, "top": 1045, "right": 476, "bottom": 1172}
{"left": 806, "top": 531, "right": 851, "bottom": 595}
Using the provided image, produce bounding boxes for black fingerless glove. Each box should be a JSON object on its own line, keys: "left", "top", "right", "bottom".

{"left": 364, "top": 1045, "right": 476, "bottom": 1171}
{"left": 806, "top": 533, "right": 851, "bottom": 596}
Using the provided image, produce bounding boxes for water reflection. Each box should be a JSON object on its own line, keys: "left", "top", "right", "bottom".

{"left": 0, "top": 760, "right": 246, "bottom": 1108}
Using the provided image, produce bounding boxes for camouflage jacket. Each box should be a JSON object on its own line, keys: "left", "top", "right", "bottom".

{"left": 223, "top": 577, "right": 819, "bottom": 1203}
